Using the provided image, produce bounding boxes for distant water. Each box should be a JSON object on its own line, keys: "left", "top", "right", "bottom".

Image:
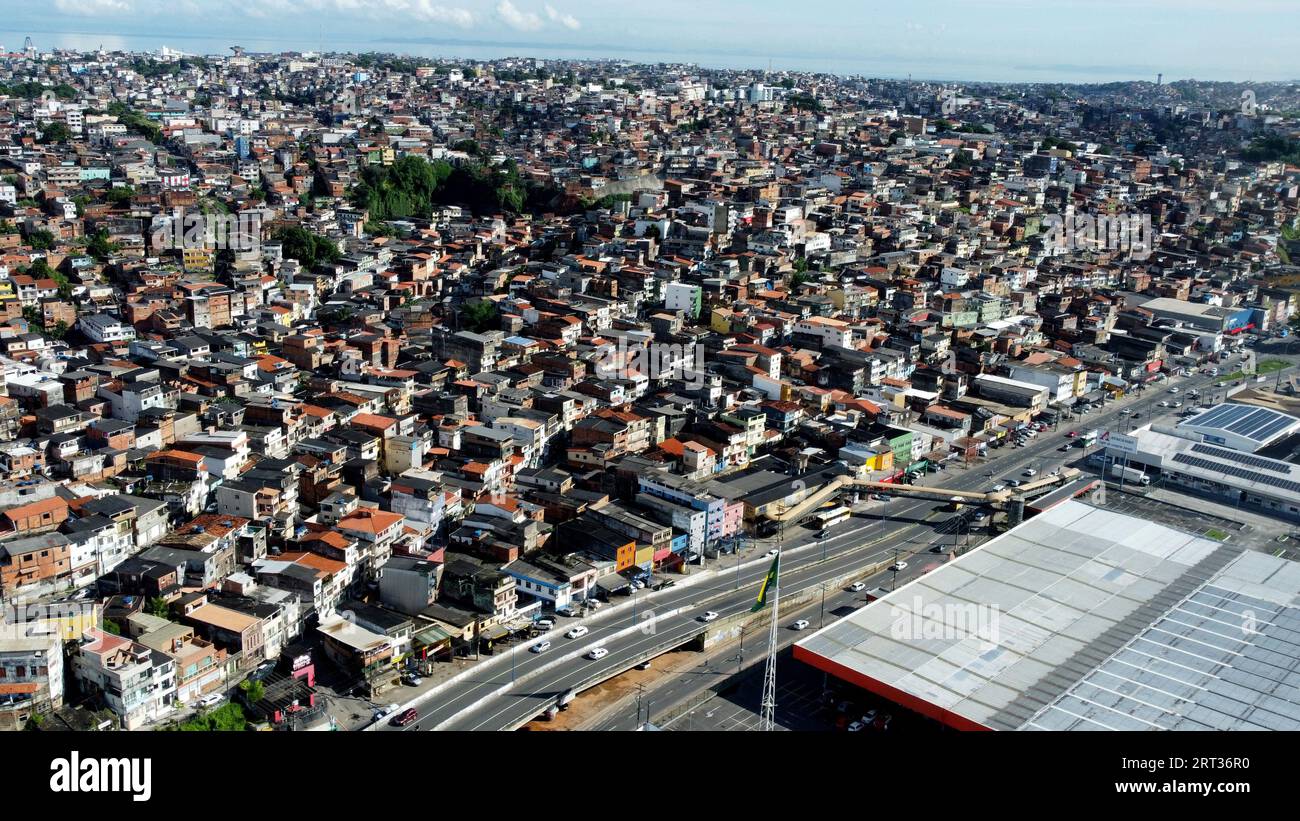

{"left": 0, "top": 27, "right": 1270, "bottom": 84}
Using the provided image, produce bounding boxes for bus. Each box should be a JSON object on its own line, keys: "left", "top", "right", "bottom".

{"left": 1081, "top": 429, "right": 1100, "bottom": 447}
{"left": 813, "top": 506, "right": 852, "bottom": 530}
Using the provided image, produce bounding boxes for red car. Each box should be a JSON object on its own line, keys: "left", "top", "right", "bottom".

{"left": 391, "top": 708, "right": 418, "bottom": 727}
{"left": 1066, "top": 431, "right": 1078, "bottom": 438}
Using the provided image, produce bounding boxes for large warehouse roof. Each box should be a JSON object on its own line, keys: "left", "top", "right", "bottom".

{"left": 794, "top": 500, "right": 1300, "bottom": 731}
{"left": 1177, "top": 402, "right": 1300, "bottom": 452}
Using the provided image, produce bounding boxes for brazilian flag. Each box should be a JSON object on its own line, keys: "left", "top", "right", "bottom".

{"left": 752, "top": 554, "right": 780, "bottom": 612}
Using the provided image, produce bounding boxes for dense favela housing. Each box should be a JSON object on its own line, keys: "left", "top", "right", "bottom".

{"left": 0, "top": 41, "right": 1299, "bottom": 731}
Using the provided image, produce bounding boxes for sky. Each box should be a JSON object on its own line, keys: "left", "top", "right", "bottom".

{"left": 1, "top": 0, "right": 1296, "bottom": 83}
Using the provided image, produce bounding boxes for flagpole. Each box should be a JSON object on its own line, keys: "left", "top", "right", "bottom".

{"left": 760, "top": 533, "right": 780, "bottom": 731}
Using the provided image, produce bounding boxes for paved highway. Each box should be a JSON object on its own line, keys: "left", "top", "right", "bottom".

{"left": 386, "top": 352, "right": 1294, "bottom": 731}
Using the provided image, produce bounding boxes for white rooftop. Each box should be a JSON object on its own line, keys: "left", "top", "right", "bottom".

{"left": 796, "top": 500, "right": 1300, "bottom": 731}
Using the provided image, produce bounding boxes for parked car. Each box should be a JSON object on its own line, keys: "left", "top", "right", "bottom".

{"left": 373, "top": 703, "right": 400, "bottom": 721}
{"left": 565, "top": 626, "right": 589, "bottom": 640}
{"left": 791, "top": 619, "right": 810, "bottom": 630}
{"left": 391, "top": 708, "right": 418, "bottom": 727}
{"left": 401, "top": 673, "right": 422, "bottom": 687}
{"left": 555, "top": 606, "right": 578, "bottom": 618}
{"left": 534, "top": 619, "right": 554, "bottom": 632}
{"left": 198, "top": 693, "right": 223, "bottom": 708}
{"left": 586, "top": 647, "right": 609, "bottom": 660}
{"left": 698, "top": 611, "right": 720, "bottom": 623}
{"left": 530, "top": 641, "right": 552, "bottom": 654}
{"left": 871, "top": 493, "right": 891, "bottom": 501}
{"left": 846, "top": 721, "right": 865, "bottom": 732}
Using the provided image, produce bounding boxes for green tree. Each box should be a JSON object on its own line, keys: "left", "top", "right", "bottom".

{"left": 87, "top": 230, "right": 118, "bottom": 264}
{"left": 275, "top": 226, "right": 341, "bottom": 270}
{"left": 788, "top": 92, "right": 822, "bottom": 113}
{"left": 107, "top": 185, "right": 135, "bottom": 205}
{"left": 461, "top": 300, "right": 498, "bottom": 332}
{"left": 173, "top": 702, "right": 248, "bottom": 732}
{"left": 239, "top": 678, "right": 265, "bottom": 703}
{"left": 38, "top": 121, "right": 71, "bottom": 144}
{"left": 452, "top": 139, "right": 482, "bottom": 156}
{"left": 146, "top": 597, "right": 170, "bottom": 619}
{"left": 26, "top": 229, "right": 54, "bottom": 251}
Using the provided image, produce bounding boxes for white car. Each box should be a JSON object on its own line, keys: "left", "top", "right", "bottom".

{"left": 1169, "top": 387, "right": 1179, "bottom": 394}
{"left": 530, "top": 641, "right": 552, "bottom": 654}
{"left": 847, "top": 720, "right": 865, "bottom": 732}
{"left": 1023, "top": 468, "right": 1037, "bottom": 477}
{"left": 764, "top": 549, "right": 779, "bottom": 558}
{"left": 198, "top": 693, "right": 223, "bottom": 708}
{"left": 847, "top": 582, "right": 866, "bottom": 592}
{"left": 586, "top": 647, "right": 609, "bottom": 660}
{"left": 791, "top": 619, "right": 810, "bottom": 630}
{"left": 373, "top": 703, "right": 400, "bottom": 720}
{"left": 697, "top": 611, "right": 720, "bottom": 623}
{"left": 565, "top": 626, "right": 589, "bottom": 640}
{"left": 890, "top": 561, "right": 908, "bottom": 572}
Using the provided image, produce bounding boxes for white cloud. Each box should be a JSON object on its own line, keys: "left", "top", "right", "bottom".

{"left": 228, "top": 0, "right": 474, "bottom": 27}
{"left": 53, "top": 0, "right": 135, "bottom": 14}
{"left": 545, "top": 3, "right": 581, "bottom": 30}
{"left": 496, "top": 0, "right": 543, "bottom": 31}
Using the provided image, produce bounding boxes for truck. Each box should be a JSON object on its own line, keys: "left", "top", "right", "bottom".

{"left": 1110, "top": 463, "right": 1151, "bottom": 486}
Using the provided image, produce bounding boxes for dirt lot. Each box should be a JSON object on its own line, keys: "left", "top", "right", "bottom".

{"left": 522, "top": 652, "right": 690, "bottom": 731}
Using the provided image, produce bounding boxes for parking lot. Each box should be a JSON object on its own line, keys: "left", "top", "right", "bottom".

{"left": 657, "top": 650, "right": 935, "bottom": 733}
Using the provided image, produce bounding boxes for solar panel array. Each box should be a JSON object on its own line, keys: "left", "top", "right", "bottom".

{"left": 1191, "top": 442, "right": 1292, "bottom": 474}
{"left": 1186, "top": 403, "right": 1298, "bottom": 444}
{"left": 1027, "top": 583, "right": 1300, "bottom": 730}
{"left": 1172, "top": 453, "right": 1300, "bottom": 494}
